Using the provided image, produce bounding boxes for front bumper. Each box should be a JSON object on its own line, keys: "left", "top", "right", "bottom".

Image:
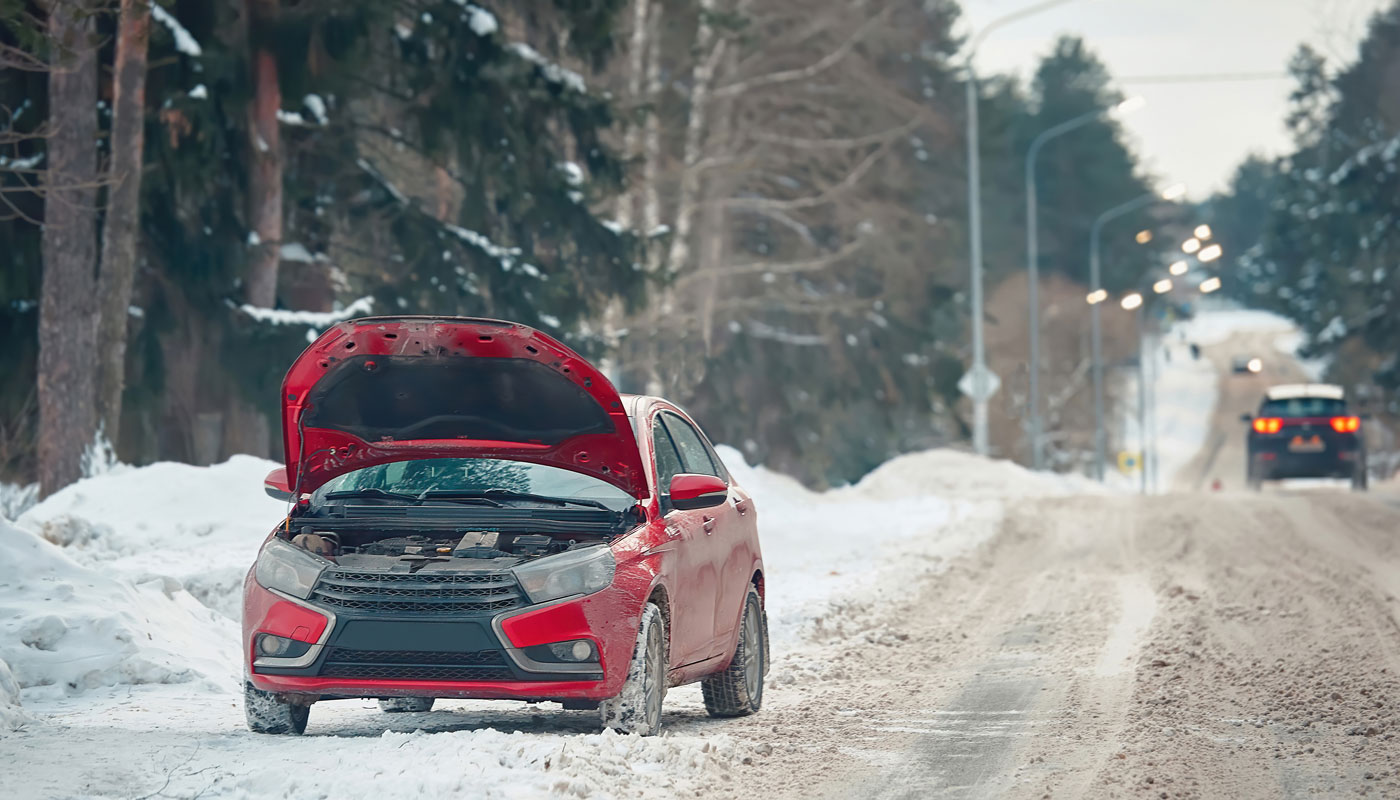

{"left": 242, "top": 571, "right": 638, "bottom": 701}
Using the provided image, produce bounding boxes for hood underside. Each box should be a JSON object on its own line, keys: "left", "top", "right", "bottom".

{"left": 280, "top": 317, "right": 647, "bottom": 498}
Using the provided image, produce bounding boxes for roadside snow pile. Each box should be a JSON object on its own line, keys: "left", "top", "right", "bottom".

{"left": 0, "top": 656, "right": 30, "bottom": 732}
{"left": 717, "top": 446, "right": 1095, "bottom": 645}
{"left": 1, "top": 481, "right": 38, "bottom": 520}
{"left": 18, "top": 456, "right": 287, "bottom": 619}
{"left": 0, "top": 519, "right": 237, "bottom": 697}
{"left": 1174, "top": 307, "right": 1293, "bottom": 346}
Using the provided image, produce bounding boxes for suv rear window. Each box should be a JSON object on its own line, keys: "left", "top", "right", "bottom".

{"left": 1259, "top": 397, "right": 1346, "bottom": 418}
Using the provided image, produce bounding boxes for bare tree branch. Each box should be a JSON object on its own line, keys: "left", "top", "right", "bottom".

{"left": 719, "top": 140, "right": 894, "bottom": 211}
{"left": 752, "top": 115, "right": 921, "bottom": 150}
{"left": 710, "top": 3, "right": 895, "bottom": 100}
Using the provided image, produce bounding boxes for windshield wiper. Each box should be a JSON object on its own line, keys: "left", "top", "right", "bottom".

{"left": 422, "top": 489, "right": 610, "bottom": 510}
{"left": 325, "top": 488, "right": 503, "bottom": 507}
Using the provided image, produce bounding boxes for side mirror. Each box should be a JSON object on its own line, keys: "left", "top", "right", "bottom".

{"left": 1239, "top": 413, "right": 1253, "bottom": 423}
{"left": 264, "top": 467, "right": 294, "bottom": 502}
{"left": 668, "top": 474, "right": 728, "bottom": 511}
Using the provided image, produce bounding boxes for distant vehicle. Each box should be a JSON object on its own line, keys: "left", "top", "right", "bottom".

{"left": 243, "top": 317, "right": 768, "bottom": 736}
{"left": 1242, "top": 383, "right": 1366, "bottom": 491}
{"left": 1231, "top": 355, "right": 1263, "bottom": 374}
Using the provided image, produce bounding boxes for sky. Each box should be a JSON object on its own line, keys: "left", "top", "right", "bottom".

{"left": 961, "top": 0, "right": 1393, "bottom": 199}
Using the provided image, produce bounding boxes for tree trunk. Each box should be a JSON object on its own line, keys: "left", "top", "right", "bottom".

{"left": 37, "top": 0, "right": 101, "bottom": 497}
{"left": 96, "top": 0, "right": 151, "bottom": 447}
{"left": 664, "top": 0, "right": 722, "bottom": 274}
{"left": 244, "top": 0, "right": 282, "bottom": 308}
{"left": 615, "top": 0, "right": 650, "bottom": 229}
{"left": 641, "top": 0, "right": 664, "bottom": 241}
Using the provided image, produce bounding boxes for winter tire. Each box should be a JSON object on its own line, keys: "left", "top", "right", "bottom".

{"left": 702, "top": 586, "right": 766, "bottom": 718}
{"left": 600, "top": 602, "right": 666, "bottom": 736}
{"left": 244, "top": 682, "right": 310, "bottom": 735}
{"left": 378, "top": 697, "right": 435, "bottom": 713}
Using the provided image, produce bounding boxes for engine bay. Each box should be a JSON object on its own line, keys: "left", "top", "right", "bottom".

{"left": 284, "top": 525, "right": 601, "bottom": 571}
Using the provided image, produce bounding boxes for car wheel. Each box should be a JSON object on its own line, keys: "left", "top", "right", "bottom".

{"left": 378, "top": 697, "right": 435, "bottom": 713}
{"left": 599, "top": 602, "right": 666, "bottom": 736}
{"left": 701, "top": 586, "right": 766, "bottom": 718}
{"left": 244, "top": 682, "right": 310, "bottom": 735}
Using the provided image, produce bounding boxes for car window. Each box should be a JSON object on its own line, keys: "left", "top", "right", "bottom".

{"left": 652, "top": 420, "right": 686, "bottom": 491}
{"left": 312, "top": 457, "right": 635, "bottom": 510}
{"left": 1260, "top": 398, "right": 1345, "bottom": 417}
{"left": 660, "top": 413, "right": 723, "bottom": 479}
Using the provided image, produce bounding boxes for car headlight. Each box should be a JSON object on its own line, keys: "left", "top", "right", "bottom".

{"left": 255, "top": 539, "right": 327, "bottom": 600}
{"left": 511, "top": 545, "right": 615, "bottom": 604}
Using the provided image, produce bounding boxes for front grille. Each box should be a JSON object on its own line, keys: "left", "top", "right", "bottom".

{"left": 310, "top": 569, "right": 525, "bottom": 616}
{"left": 319, "top": 647, "right": 516, "bottom": 682}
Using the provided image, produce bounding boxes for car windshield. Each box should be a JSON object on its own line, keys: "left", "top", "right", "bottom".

{"left": 1259, "top": 398, "right": 1345, "bottom": 418}
{"left": 313, "top": 458, "right": 636, "bottom": 511}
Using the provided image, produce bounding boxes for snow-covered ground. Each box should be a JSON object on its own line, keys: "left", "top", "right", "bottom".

{"left": 0, "top": 444, "right": 1095, "bottom": 798}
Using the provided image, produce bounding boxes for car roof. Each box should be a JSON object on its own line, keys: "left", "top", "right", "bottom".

{"left": 1264, "top": 383, "right": 1345, "bottom": 401}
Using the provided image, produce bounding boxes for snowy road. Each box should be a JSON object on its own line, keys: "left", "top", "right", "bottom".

{"left": 5, "top": 316, "right": 1400, "bottom": 799}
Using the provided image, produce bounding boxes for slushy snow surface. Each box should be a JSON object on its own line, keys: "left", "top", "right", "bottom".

{"left": 2, "top": 445, "right": 1093, "bottom": 796}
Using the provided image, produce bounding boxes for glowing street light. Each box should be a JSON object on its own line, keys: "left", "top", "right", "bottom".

{"left": 1135, "top": 229, "right": 1153, "bottom": 244}
{"left": 1153, "top": 278, "right": 1173, "bottom": 294}
{"left": 1121, "top": 292, "right": 1144, "bottom": 310}
{"left": 1086, "top": 288, "right": 1109, "bottom": 305}
{"left": 1200, "top": 276, "right": 1222, "bottom": 293}
{"left": 1182, "top": 238, "right": 1202, "bottom": 254}
{"left": 1194, "top": 224, "right": 1213, "bottom": 240}
{"left": 1160, "top": 183, "right": 1188, "bottom": 201}
{"left": 1168, "top": 260, "right": 1189, "bottom": 276}
{"left": 1111, "top": 95, "right": 1148, "bottom": 117}
{"left": 1198, "top": 243, "right": 1224, "bottom": 262}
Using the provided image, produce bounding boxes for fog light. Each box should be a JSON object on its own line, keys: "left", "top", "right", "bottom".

{"left": 522, "top": 639, "right": 598, "bottom": 664}
{"left": 255, "top": 633, "right": 311, "bottom": 660}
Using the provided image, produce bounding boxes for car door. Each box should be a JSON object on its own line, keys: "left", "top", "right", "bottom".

{"left": 658, "top": 412, "right": 743, "bottom": 660}
{"left": 650, "top": 416, "right": 719, "bottom": 667}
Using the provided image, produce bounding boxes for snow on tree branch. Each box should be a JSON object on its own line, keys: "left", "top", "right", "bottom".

{"left": 150, "top": 5, "right": 202, "bottom": 58}
{"left": 237, "top": 296, "right": 375, "bottom": 326}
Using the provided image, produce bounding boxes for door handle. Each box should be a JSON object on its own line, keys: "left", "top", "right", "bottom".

{"left": 702, "top": 515, "right": 716, "bottom": 534}
{"left": 734, "top": 498, "right": 750, "bottom": 516}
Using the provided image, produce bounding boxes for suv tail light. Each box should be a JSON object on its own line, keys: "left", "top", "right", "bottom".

{"left": 1252, "top": 417, "right": 1282, "bottom": 434}
{"left": 1329, "top": 416, "right": 1360, "bottom": 433}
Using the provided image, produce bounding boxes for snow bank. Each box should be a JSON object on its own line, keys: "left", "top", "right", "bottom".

{"left": 1173, "top": 308, "right": 1293, "bottom": 346}
{"left": 0, "top": 657, "right": 30, "bottom": 732}
{"left": 717, "top": 445, "right": 1095, "bottom": 644}
{"left": 0, "top": 519, "right": 237, "bottom": 697}
{"left": 17, "top": 456, "right": 287, "bottom": 619}
{"left": 1, "top": 481, "right": 37, "bottom": 520}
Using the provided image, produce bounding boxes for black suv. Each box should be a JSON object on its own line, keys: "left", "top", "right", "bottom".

{"left": 1243, "top": 384, "right": 1366, "bottom": 491}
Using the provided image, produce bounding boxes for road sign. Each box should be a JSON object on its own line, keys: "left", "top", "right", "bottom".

{"left": 958, "top": 364, "right": 1001, "bottom": 401}
{"left": 1117, "top": 451, "right": 1141, "bottom": 474}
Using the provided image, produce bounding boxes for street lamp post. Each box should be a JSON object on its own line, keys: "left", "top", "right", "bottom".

{"left": 1025, "top": 97, "right": 1142, "bottom": 469}
{"left": 1088, "top": 183, "right": 1186, "bottom": 480}
{"left": 963, "top": 0, "right": 1079, "bottom": 457}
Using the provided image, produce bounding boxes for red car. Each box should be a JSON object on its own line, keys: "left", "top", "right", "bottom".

{"left": 243, "top": 317, "right": 767, "bottom": 736}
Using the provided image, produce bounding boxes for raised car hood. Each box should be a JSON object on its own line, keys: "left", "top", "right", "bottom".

{"left": 280, "top": 317, "right": 647, "bottom": 498}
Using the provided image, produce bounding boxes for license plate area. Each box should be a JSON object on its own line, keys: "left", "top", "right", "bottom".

{"left": 331, "top": 620, "right": 496, "bottom": 652}
{"left": 1288, "top": 435, "right": 1325, "bottom": 453}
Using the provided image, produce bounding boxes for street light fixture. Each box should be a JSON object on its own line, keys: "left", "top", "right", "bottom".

{"left": 1200, "top": 276, "right": 1222, "bottom": 293}
{"left": 1087, "top": 182, "right": 1186, "bottom": 481}
{"left": 1121, "top": 292, "right": 1144, "bottom": 310}
{"left": 1135, "top": 229, "right": 1153, "bottom": 244}
{"left": 1181, "top": 238, "right": 1202, "bottom": 254}
{"left": 1024, "top": 93, "right": 1145, "bottom": 469}
{"left": 1198, "top": 243, "right": 1224, "bottom": 262}
{"left": 964, "top": 0, "right": 1082, "bottom": 458}
{"left": 1194, "top": 224, "right": 1212, "bottom": 240}
{"left": 1153, "top": 278, "right": 1173, "bottom": 294}
{"left": 1086, "top": 288, "right": 1109, "bottom": 305}
{"left": 1168, "top": 260, "right": 1189, "bottom": 276}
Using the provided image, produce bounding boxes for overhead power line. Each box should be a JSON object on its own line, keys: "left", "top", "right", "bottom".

{"left": 1120, "top": 72, "right": 1293, "bottom": 84}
